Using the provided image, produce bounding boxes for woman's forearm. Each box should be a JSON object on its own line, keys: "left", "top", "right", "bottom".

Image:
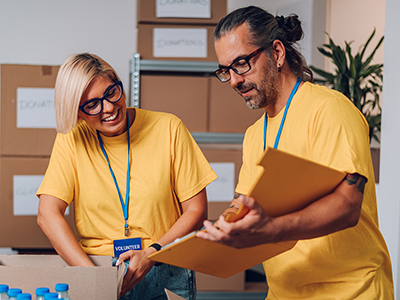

{"left": 37, "top": 194, "right": 94, "bottom": 267}
{"left": 155, "top": 188, "right": 207, "bottom": 247}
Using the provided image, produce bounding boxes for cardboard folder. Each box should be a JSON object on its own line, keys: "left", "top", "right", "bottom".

{"left": 148, "top": 147, "right": 346, "bottom": 278}
{"left": 165, "top": 289, "right": 185, "bottom": 300}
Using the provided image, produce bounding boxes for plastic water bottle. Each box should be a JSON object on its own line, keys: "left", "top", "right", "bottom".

{"left": 16, "top": 294, "right": 31, "bottom": 300}
{"left": 0, "top": 285, "right": 9, "bottom": 299}
{"left": 43, "top": 294, "right": 58, "bottom": 300}
{"left": 35, "top": 288, "right": 49, "bottom": 300}
{"left": 8, "top": 289, "right": 22, "bottom": 300}
{"left": 54, "top": 284, "right": 70, "bottom": 300}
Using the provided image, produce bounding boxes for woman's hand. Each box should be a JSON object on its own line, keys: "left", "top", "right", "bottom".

{"left": 116, "top": 247, "right": 157, "bottom": 297}
{"left": 115, "top": 188, "right": 208, "bottom": 297}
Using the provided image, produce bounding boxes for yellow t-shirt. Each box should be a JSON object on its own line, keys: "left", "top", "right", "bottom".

{"left": 236, "top": 82, "right": 393, "bottom": 299}
{"left": 37, "top": 108, "right": 217, "bottom": 256}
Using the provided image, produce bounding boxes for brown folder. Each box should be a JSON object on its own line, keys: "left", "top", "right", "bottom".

{"left": 165, "top": 289, "right": 185, "bottom": 300}
{"left": 148, "top": 147, "right": 346, "bottom": 278}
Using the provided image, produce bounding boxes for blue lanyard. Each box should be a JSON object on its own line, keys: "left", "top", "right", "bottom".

{"left": 263, "top": 77, "right": 301, "bottom": 151}
{"left": 97, "top": 111, "right": 131, "bottom": 236}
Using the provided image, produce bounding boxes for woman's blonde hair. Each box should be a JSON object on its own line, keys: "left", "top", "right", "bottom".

{"left": 55, "top": 53, "right": 121, "bottom": 133}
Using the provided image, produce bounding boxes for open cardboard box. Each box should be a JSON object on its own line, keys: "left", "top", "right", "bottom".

{"left": 0, "top": 255, "right": 125, "bottom": 300}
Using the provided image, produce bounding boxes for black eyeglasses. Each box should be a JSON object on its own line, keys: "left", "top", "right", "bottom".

{"left": 79, "top": 81, "right": 123, "bottom": 116}
{"left": 214, "top": 48, "right": 265, "bottom": 83}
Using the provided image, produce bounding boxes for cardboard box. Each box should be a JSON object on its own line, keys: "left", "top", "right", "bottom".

{"left": 209, "top": 77, "right": 264, "bottom": 133}
{"left": 137, "top": 24, "right": 218, "bottom": 61}
{"left": 0, "top": 255, "right": 124, "bottom": 300}
{"left": 140, "top": 74, "right": 209, "bottom": 132}
{"left": 0, "top": 156, "right": 74, "bottom": 248}
{"left": 200, "top": 146, "right": 242, "bottom": 220}
{"left": 0, "top": 64, "right": 58, "bottom": 156}
{"left": 196, "top": 271, "right": 245, "bottom": 291}
{"left": 371, "top": 147, "right": 380, "bottom": 183}
{"left": 137, "top": 0, "right": 227, "bottom": 25}
{"left": 0, "top": 254, "right": 243, "bottom": 296}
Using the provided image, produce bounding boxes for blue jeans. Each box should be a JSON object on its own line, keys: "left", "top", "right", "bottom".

{"left": 113, "top": 258, "right": 196, "bottom": 300}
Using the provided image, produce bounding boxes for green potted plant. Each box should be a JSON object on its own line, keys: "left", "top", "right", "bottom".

{"left": 310, "top": 29, "right": 384, "bottom": 143}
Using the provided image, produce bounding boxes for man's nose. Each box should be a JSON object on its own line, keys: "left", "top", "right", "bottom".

{"left": 229, "top": 69, "right": 245, "bottom": 89}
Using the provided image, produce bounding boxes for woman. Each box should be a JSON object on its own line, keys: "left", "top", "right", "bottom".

{"left": 36, "top": 53, "right": 217, "bottom": 300}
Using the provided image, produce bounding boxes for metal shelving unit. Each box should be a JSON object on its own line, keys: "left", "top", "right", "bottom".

{"left": 130, "top": 53, "right": 244, "bottom": 144}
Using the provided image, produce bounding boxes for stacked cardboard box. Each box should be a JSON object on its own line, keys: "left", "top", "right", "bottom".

{"left": 0, "top": 64, "right": 74, "bottom": 249}
{"left": 139, "top": 75, "right": 263, "bottom": 133}
{"left": 136, "top": 0, "right": 262, "bottom": 133}
{"left": 136, "top": 0, "right": 263, "bottom": 134}
{"left": 137, "top": 0, "right": 226, "bottom": 62}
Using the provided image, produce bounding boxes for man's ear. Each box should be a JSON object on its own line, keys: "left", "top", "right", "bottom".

{"left": 272, "top": 40, "right": 286, "bottom": 67}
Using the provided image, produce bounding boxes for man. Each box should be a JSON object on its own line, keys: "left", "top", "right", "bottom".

{"left": 197, "top": 5, "right": 394, "bottom": 299}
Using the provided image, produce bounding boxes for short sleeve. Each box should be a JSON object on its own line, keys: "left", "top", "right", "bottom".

{"left": 310, "top": 96, "right": 371, "bottom": 180}
{"left": 171, "top": 121, "right": 217, "bottom": 201}
{"left": 36, "top": 133, "right": 76, "bottom": 205}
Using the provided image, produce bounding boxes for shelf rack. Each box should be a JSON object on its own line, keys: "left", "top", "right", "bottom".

{"left": 130, "top": 53, "right": 244, "bottom": 144}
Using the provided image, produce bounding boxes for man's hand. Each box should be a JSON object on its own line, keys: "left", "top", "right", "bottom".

{"left": 197, "top": 195, "right": 276, "bottom": 248}
{"left": 116, "top": 247, "right": 157, "bottom": 297}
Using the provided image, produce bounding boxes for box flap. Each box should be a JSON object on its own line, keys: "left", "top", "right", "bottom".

{"left": 0, "top": 255, "right": 120, "bottom": 300}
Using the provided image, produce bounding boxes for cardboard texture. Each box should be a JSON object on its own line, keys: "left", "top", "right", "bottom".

{"left": 196, "top": 272, "right": 245, "bottom": 291}
{"left": 0, "top": 156, "right": 74, "bottom": 248}
{"left": 140, "top": 75, "right": 208, "bottom": 132}
{"left": 148, "top": 148, "right": 346, "bottom": 278}
{"left": 0, "top": 64, "right": 58, "bottom": 156}
{"left": 139, "top": 77, "right": 264, "bottom": 135}
{"left": 138, "top": 0, "right": 227, "bottom": 25}
{"left": 137, "top": 24, "right": 218, "bottom": 61}
{"left": 0, "top": 255, "right": 125, "bottom": 300}
{"left": 200, "top": 146, "right": 242, "bottom": 220}
{"left": 209, "top": 77, "right": 264, "bottom": 133}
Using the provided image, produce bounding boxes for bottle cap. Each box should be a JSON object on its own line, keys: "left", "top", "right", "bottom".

{"left": 0, "top": 285, "right": 9, "bottom": 293}
{"left": 8, "top": 288, "right": 23, "bottom": 297}
{"left": 55, "top": 283, "right": 69, "bottom": 292}
{"left": 35, "top": 288, "right": 50, "bottom": 296}
{"left": 16, "top": 293, "right": 32, "bottom": 300}
{"left": 43, "top": 293, "right": 59, "bottom": 300}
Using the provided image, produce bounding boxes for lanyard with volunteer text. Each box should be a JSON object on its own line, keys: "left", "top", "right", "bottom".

{"left": 263, "top": 77, "right": 301, "bottom": 151}
{"left": 97, "top": 111, "right": 131, "bottom": 236}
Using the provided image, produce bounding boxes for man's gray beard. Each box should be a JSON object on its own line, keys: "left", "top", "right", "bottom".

{"left": 246, "top": 99, "right": 260, "bottom": 109}
{"left": 245, "top": 94, "right": 267, "bottom": 110}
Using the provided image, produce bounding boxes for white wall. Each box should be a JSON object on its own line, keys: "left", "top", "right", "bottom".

{"left": 381, "top": 0, "right": 400, "bottom": 296}
{"left": 328, "top": 0, "right": 385, "bottom": 67}
{"left": 0, "top": 0, "right": 137, "bottom": 96}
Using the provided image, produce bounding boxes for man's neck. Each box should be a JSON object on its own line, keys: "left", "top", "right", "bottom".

{"left": 264, "top": 73, "right": 301, "bottom": 118}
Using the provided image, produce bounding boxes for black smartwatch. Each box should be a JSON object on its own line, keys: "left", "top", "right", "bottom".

{"left": 149, "top": 243, "right": 163, "bottom": 266}
{"left": 149, "top": 243, "right": 162, "bottom": 251}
